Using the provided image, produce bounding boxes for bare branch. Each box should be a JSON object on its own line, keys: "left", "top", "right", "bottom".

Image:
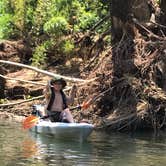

{"left": 0, "top": 95, "right": 44, "bottom": 107}
{"left": 0, "top": 60, "right": 96, "bottom": 83}
{"left": 0, "top": 74, "right": 46, "bottom": 86}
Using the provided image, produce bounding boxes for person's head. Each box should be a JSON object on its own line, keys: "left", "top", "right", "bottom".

{"left": 50, "top": 77, "right": 67, "bottom": 90}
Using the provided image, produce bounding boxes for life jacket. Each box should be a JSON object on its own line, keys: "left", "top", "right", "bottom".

{"left": 46, "top": 87, "right": 68, "bottom": 111}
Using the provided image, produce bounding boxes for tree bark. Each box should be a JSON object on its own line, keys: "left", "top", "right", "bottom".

{"left": 160, "top": 0, "right": 166, "bottom": 26}
{"left": 110, "top": 0, "right": 151, "bottom": 44}
{"left": 110, "top": 0, "right": 153, "bottom": 77}
{"left": 0, "top": 77, "right": 5, "bottom": 98}
{"left": 104, "top": 0, "right": 166, "bottom": 132}
{"left": 108, "top": 0, "right": 153, "bottom": 122}
{"left": 0, "top": 67, "right": 6, "bottom": 99}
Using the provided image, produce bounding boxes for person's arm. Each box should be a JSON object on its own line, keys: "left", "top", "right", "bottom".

{"left": 66, "top": 85, "right": 77, "bottom": 105}
{"left": 43, "top": 81, "right": 52, "bottom": 100}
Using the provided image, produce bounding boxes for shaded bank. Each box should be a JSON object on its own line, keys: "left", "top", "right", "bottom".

{"left": 75, "top": 0, "right": 166, "bottom": 134}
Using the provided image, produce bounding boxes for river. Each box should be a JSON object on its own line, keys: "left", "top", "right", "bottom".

{"left": 0, "top": 120, "right": 166, "bottom": 166}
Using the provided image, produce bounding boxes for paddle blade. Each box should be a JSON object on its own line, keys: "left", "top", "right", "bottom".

{"left": 22, "top": 115, "right": 39, "bottom": 130}
{"left": 81, "top": 99, "right": 91, "bottom": 110}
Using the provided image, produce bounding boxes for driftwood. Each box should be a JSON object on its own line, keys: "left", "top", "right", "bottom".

{"left": 0, "top": 60, "right": 97, "bottom": 108}
{"left": 0, "top": 95, "right": 44, "bottom": 107}
{"left": 0, "top": 74, "right": 46, "bottom": 86}
{"left": 132, "top": 18, "right": 166, "bottom": 40}
{"left": 0, "top": 60, "right": 96, "bottom": 83}
{"left": 0, "top": 72, "right": 93, "bottom": 91}
{"left": 103, "top": 113, "right": 137, "bottom": 128}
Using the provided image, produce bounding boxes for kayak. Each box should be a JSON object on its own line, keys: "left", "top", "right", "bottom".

{"left": 30, "top": 120, "right": 94, "bottom": 141}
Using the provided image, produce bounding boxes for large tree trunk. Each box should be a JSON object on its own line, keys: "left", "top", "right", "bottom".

{"left": 102, "top": 0, "right": 166, "bottom": 132}
{"left": 111, "top": 0, "right": 151, "bottom": 44}
{"left": 110, "top": 0, "right": 152, "bottom": 77}
{"left": 160, "top": 0, "right": 166, "bottom": 26}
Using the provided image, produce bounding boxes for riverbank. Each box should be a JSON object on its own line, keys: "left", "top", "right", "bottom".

{"left": 1, "top": 31, "right": 166, "bottom": 133}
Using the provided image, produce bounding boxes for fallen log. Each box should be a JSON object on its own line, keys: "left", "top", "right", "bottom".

{"left": 0, "top": 60, "right": 96, "bottom": 83}
{"left": 0, "top": 74, "right": 46, "bottom": 86}
{"left": 0, "top": 95, "right": 44, "bottom": 107}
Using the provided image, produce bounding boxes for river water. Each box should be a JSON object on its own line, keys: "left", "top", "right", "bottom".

{"left": 0, "top": 120, "right": 166, "bottom": 166}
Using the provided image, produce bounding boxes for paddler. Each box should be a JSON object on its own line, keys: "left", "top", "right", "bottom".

{"left": 43, "top": 77, "right": 77, "bottom": 123}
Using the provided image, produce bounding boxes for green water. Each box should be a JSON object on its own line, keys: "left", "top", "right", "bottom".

{"left": 0, "top": 120, "right": 166, "bottom": 166}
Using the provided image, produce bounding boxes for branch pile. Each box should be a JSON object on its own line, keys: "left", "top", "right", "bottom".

{"left": 77, "top": 21, "right": 166, "bottom": 133}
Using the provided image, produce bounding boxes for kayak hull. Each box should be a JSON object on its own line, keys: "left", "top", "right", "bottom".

{"left": 30, "top": 121, "right": 94, "bottom": 141}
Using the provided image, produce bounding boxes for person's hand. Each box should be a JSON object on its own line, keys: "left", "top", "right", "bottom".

{"left": 71, "top": 85, "right": 77, "bottom": 92}
{"left": 71, "top": 84, "right": 77, "bottom": 94}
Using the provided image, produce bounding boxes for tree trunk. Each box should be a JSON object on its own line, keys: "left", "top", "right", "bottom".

{"left": 160, "top": 0, "right": 166, "bottom": 26}
{"left": 104, "top": 0, "right": 166, "bottom": 132}
{"left": 109, "top": 0, "right": 153, "bottom": 123}
{"left": 110, "top": 0, "right": 154, "bottom": 77}
{"left": 110, "top": 0, "right": 151, "bottom": 44}
{"left": 0, "top": 67, "right": 6, "bottom": 98}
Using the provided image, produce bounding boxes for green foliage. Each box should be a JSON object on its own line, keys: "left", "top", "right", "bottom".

{"left": 0, "top": 14, "right": 13, "bottom": 39}
{"left": 61, "top": 40, "right": 74, "bottom": 54}
{"left": 0, "top": 0, "right": 38, "bottom": 38}
{"left": 78, "top": 12, "right": 99, "bottom": 31}
{"left": 32, "top": 0, "right": 51, "bottom": 35}
{"left": 32, "top": 45, "right": 46, "bottom": 67}
{"left": 44, "top": 16, "right": 69, "bottom": 36}
{"left": 1, "top": 0, "right": 109, "bottom": 39}
{"left": 0, "top": 0, "right": 14, "bottom": 39}
{"left": 31, "top": 40, "right": 52, "bottom": 67}
{"left": 0, "top": 98, "right": 8, "bottom": 104}
{"left": 25, "top": 95, "right": 32, "bottom": 99}
{"left": 12, "top": 0, "right": 26, "bottom": 30}
{"left": 1, "top": 0, "right": 110, "bottom": 64}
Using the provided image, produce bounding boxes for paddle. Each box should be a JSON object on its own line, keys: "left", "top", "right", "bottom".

{"left": 22, "top": 99, "right": 92, "bottom": 130}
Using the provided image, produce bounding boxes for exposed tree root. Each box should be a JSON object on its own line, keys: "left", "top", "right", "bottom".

{"left": 76, "top": 20, "right": 166, "bottom": 133}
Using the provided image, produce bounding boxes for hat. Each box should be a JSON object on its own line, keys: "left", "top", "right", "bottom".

{"left": 50, "top": 77, "right": 67, "bottom": 88}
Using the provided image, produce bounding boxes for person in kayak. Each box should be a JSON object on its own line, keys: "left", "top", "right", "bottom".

{"left": 43, "top": 77, "right": 77, "bottom": 123}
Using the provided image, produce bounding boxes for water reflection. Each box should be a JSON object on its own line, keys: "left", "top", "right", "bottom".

{"left": 1, "top": 121, "right": 166, "bottom": 166}
{"left": 22, "top": 138, "right": 39, "bottom": 158}
{"left": 29, "top": 132, "right": 94, "bottom": 166}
